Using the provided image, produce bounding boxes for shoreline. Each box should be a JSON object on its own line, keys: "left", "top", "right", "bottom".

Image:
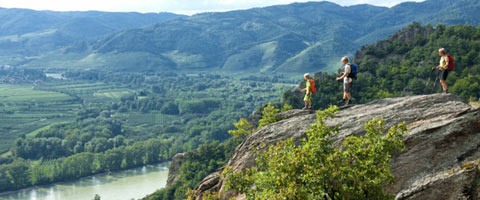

{"left": 0, "top": 161, "right": 170, "bottom": 196}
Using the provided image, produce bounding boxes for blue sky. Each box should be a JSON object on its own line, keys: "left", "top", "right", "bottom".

{"left": 0, "top": 0, "right": 424, "bottom": 15}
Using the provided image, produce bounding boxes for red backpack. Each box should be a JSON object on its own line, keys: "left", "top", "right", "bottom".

{"left": 309, "top": 79, "right": 316, "bottom": 93}
{"left": 447, "top": 54, "right": 454, "bottom": 70}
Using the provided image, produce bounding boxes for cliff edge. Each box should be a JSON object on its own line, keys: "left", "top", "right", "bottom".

{"left": 193, "top": 94, "right": 480, "bottom": 199}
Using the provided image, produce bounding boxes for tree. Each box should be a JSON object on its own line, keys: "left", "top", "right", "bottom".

{"left": 93, "top": 194, "right": 101, "bottom": 200}
{"left": 160, "top": 102, "right": 179, "bottom": 115}
{"left": 228, "top": 118, "right": 254, "bottom": 136}
{"left": 258, "top": 103, "right": 280, "bottom": 129}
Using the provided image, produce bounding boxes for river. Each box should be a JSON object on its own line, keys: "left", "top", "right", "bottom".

{"left": 0, "top": 162, "right": 170, "bottom": 200}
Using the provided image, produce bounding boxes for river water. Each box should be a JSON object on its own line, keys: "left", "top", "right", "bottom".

{"left": 0, "top": 162, "right": 170, "bottom": 200}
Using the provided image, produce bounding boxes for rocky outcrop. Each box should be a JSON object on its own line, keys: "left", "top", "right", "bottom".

{"left": 166, "top": 152, "right": 187, "bottom": 187}
{"left": 193, "top": 94, "right": 480, "bottom": 199}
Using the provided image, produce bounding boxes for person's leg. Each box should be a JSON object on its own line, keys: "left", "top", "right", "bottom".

{"left": 303, "top": 94, "right": 311, "bottom": 109}
{"left": 345, "top": 82, "right": 352, "bottom": 104}
{"left": 439, "top": 70, "right": 449, "bottom": 93}
{"left": 440, "top": 80, "right": 447, "bottom": 92}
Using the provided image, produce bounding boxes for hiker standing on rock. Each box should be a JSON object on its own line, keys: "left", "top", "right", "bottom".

{"left": 300, "top": 73, "right": 315, "bottom": 110}
{"left": 336, "top": 56, "right": 353, "bottom": 105}
{"left": 432, "top": 48, "right": 454, "bottom": 94}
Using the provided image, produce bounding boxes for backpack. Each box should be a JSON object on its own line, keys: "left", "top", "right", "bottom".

{"left": 347, "top": 64, "right": 358, "bottom": 79}
{"left": 447, "top": 54, "right": 454, "bottom": 70}
{"left": 309, "top": 79, "right": 317, "bottom": 93}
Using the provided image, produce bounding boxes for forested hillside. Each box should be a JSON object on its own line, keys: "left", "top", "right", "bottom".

{"left": 283, "top": 23, "right": 480, "bottom": 109}
{"left": 23, "top": 0, "right": 480, "bottom": 73}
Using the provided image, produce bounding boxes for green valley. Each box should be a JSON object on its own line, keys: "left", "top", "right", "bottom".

{"left": 0, "top": 69, "right": 295, "bottom": 193}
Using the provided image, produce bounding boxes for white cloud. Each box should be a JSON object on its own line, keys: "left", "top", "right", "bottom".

{"left": 0, "top": 0, "right": 424, "bottom": 15}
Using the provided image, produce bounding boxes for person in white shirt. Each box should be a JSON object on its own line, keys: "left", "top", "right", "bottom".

{"left": 336, "top": 56, "right": 352, "bottom": 105}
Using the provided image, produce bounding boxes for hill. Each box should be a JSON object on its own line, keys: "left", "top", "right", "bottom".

{"left": 0, "top": 8, "right": 185, "bottom": 62}
{"left": 23, "top": 0, "right": 480, "bottom": 73}
{"left": 191, "top": 94, "right": 480, "bottom": 199}
{"left": 282, "top": 23, "right": 480, "bottom": 109}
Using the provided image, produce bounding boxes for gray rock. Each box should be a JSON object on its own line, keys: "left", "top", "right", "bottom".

{"left": 193, "top": 94, "right": 480, "bottom": 200}
{"left": 166, "top": 152, "right": 187, "bottom": 187}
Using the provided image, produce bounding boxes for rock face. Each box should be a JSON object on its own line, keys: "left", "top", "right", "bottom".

{"left": 166, "top": 152, "right": 187, "bottom": 187}
{"left": 193, "top": 94, "right": 480, "bottom": 199}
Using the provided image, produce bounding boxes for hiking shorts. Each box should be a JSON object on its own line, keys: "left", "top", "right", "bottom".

{"left": 344, "top": 82, "right": 353, "bottom": 93}
{"left": 304, "top": 93, "right": 312, "bottom": 102}
{"left": 440, "top": 69, "right": 449, "bottom": 81}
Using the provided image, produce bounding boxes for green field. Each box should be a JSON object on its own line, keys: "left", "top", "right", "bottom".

{"left": 36, "top": 81, "right": 133, "bottom": 103}
{"left": 94, "top": 90, "right": 133, "bottom": 99}
{"left": 125, "top": 112, "right": 181, "bottom": 126}
{"left": 0, "top": 84, "right": 82, "bottom": 153}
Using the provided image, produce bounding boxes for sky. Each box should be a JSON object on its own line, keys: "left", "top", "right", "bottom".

{"left": 0, "top": 0, "right": 424, "bottom": 15}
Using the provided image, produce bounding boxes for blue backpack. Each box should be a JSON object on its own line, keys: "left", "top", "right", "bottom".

{"left": 348, "top": 64, "right": 358, "bottom": 79}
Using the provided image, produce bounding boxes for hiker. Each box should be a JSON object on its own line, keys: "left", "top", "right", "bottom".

{"left": 300, "top": 73, "right": 313, "bottom": 110}
{"left": 336, "top": 56, "right": 353, "bottom": 105}
{"left": 432, "top": 48, "right": 453, "bottom": 93}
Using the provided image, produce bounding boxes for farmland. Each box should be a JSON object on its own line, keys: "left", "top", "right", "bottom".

{"left": 0, "top": 84, "right": 81, "bottom": 153}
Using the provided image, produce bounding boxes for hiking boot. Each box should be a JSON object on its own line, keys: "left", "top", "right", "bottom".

{"left": 443, "top": 90, "right": 448, "bottom": 94}
{"left": 337, "top": 99, "right": 345, "bottom": 104}
{"left": 345, "top": 99, "right": 352, "bottom": 105}
{"left": 308, "top": 105, "right": 314, "bottom": 110}
{"left": 302, "top": 106, "right": 308, "bottom": 110}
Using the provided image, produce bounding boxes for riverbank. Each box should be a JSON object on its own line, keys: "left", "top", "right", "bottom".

{"left": 0, "top": 162, "right": 170, "bottom": 200}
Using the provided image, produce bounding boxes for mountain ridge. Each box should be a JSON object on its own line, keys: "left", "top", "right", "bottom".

{"left": 22, "top": 0, "right": 480, "bottom": 73}
{"left": 0, "top": 7, "right": 185, "bottom": 60}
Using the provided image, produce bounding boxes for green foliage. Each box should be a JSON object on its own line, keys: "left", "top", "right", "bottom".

{"left": 222, "top": 106, "right": 406, "bottom": 200}
{"left": 283, "top": 24, "right": 480, "bottom": 109}
{"left": 0, "top": 138, "right": 172, "bottom": 192}
{"left": 281, "top": 103, "right": 293, "bottom": 112}
{"left": 160, "top": 102, "right": 179, "bottom": 115}
{"left": 0, "top": 83, "right": 81, "bottom": 153}
{"left": 228, "top": 118, "right": 254, "bottom": 136}
{"left": 93, "top": 194, "right": 101, "bottom": 200}
{"left": 179, "top": 99, "right": 221, "bottom": 114}
{"left": 147, "top": 137, "right": 242, "bottom": 200}
{"left": 450, "top": 75, "right": 480, "bottom": 100}
{"left": 258, "top": 103, "right": 280, "bottom": 129}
